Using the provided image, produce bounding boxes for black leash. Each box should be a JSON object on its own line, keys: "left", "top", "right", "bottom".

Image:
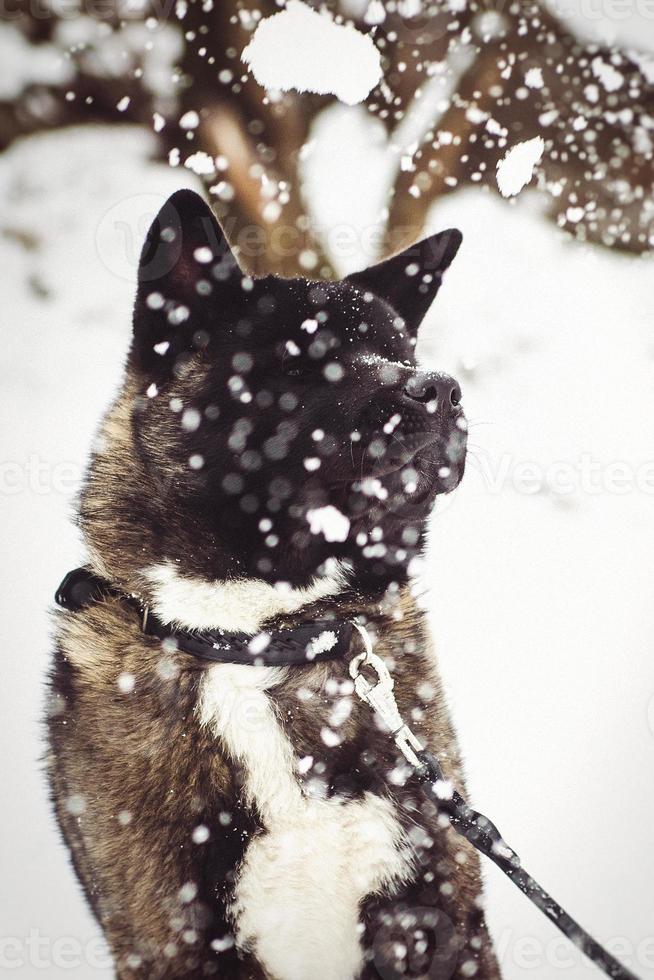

{"left": 349, "top": 625, "right": 640, "bottom": 980}
{"left": 416, "top": 748, "right": 637, "bottom": 980}
{"left": 55, "top": 567, "right": 353, "bottom": 668}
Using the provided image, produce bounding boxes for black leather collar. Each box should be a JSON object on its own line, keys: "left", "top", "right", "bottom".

{"left": 55, "top": 567, "right": 353, "bottom": 668}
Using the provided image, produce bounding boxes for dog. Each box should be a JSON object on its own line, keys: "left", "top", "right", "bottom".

{"left": 47, "top": 189, "right": 500, "bottom": 979}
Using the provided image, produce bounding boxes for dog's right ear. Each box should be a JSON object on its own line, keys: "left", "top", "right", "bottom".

{"left": 345, "top": 229, "right": 462, "bottom": 335}
{"left": 130, "top": 189, "right": 242, "bottom": 378}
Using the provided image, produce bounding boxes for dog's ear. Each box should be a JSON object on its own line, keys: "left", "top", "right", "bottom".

{"left": 345, "top": 229, "right": 462, "bottom": 333}
{"left": 131, "top": 189, "right": 242, "bottom": 377}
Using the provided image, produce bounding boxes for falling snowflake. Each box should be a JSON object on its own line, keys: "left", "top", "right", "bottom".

{"left": 241, "top": 0, "right": 382, "bottom": 106}
{"left": 496, "top": 137, "right": 545, "bottom": 198}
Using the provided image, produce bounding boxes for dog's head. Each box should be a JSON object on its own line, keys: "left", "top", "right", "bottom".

{"left": 82, "top": 190, "right": 465, "bottom": 593}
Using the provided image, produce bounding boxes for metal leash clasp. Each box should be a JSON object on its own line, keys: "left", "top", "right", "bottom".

{"left": 349, "top": 622, "right": 425, "bottom": 769}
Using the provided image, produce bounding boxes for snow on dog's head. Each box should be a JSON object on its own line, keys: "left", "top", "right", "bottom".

{"left": 242, "top": 1, "right": 382, "bottom": 106}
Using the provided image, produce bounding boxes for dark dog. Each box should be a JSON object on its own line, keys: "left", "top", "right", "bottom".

{"left": 47, "top": 190, "right": 500, "bottom": 979}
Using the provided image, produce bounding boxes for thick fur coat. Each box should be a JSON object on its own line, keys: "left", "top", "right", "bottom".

{"left": 46, "top": 190, "right": 500, "bottom": 980}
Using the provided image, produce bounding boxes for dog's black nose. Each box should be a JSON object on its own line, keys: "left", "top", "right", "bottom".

{"left": 404, "top": 371, "right": 461, "bottom": 408}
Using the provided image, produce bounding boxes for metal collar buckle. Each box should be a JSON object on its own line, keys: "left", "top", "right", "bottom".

{"left": 349, "top": 621, "right": 424, "bottom": 769}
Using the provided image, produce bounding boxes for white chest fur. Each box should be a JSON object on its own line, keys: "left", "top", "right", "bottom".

{"left": 197, "top": 664, "right": 413, "bottom": 980}
{"left": 144, "top": 560, "right": 350, "bottom": 635}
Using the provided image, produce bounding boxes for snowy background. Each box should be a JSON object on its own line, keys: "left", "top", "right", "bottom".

{"left": 2, "top": 3, "right": 654, "bottom": 978}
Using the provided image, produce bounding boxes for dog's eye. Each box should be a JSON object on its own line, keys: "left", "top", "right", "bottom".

{"left": 280, "top": 356, "right": 303, "bottom": 377}
{"left": 280, "top": 350, "right": 314, "bottom": 378}
{"left": 279, "top": 340, "right": 307, "bottom": 378}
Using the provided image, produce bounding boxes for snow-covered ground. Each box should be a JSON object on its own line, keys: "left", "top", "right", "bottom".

{"left": 2, "top": 111, "right": 654, "bottom": 980}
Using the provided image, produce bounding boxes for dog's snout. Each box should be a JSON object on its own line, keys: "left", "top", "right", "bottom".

{"left": 404, "top": 371, "right": 461, "bottom": 409}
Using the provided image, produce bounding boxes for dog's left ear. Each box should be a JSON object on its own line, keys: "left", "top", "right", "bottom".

{"left": 345, "top": 229, "right": 462, "bottom": 333}
{"left": 131, "top": 189, "right": 242, "bottom": 377}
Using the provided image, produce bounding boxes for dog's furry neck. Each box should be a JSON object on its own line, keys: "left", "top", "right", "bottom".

{"left": 141, "top": 559, "right": 352, "bottom": 634}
